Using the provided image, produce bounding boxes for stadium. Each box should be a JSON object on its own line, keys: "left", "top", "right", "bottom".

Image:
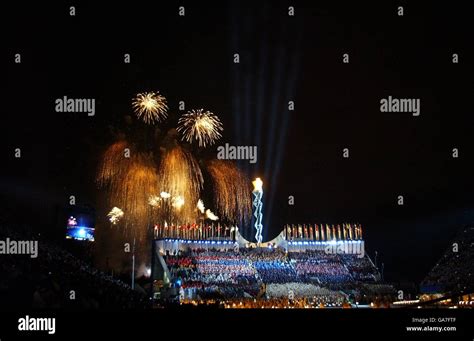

{"left": 2, "top": 1, "right": 474, "bottom": 338}
{"left": 151, "top": 223, "right": 395, "bottom": 308}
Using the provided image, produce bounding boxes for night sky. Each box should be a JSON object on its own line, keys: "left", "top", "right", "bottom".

{"left": 2, "top": 1, "right": 474, "bottom": 284}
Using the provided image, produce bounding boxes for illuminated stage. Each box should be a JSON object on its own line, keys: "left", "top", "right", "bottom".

{"left": 150, "top": 223, "right": 382, "bottom": 308}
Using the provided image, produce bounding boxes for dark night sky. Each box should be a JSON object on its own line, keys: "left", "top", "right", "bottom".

{"left": 2, "top": 1, "right": 474, "bottom": 284}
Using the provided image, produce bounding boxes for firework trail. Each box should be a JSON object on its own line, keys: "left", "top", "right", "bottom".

{"left": 157, "top": 145, "right": 204, "bottom": 222}
{"left": 107, "top": 152, "right": 159, "bottom": 239}
{"left": 206, "top": 160, "right": 251, "bottom": 225}
{"left": 96, "top": 140, "right": 130, "bottom": 187}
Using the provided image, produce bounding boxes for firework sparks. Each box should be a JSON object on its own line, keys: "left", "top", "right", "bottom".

{"left": 148, "top": 195, "right": 162, "bottom": 208}
{"left": 132, "top": 91, "right": 168, "bottom": 124}
{"left": 108, "top": 152, "right": 159, "bottom": 239}
{"left": 171, "top": 196, "right": 185, "bottom": 210}
{"left": 96, "top": 140, "right": 130, "bottom": 187}
{"left": 206, "top": 160, "right": 251, "bottom": 224}
{"left": 160, "top": 191, "right": 171, "bottom": 199}
{"left": 177, "top": 109, "right": 223, "bottom": 147}
{"left": 107, "top": 207, "right": 124, "bottom": 225}
{"left": 158, "top": 146, "right": 203, "bottom": 221}
{"left": 197, "top": 199, "right": 205, "bottom": 214}
{"left": 205, "top": 209, "right": 219, "bottom": 221}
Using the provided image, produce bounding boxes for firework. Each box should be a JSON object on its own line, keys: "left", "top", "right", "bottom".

{"left": 109, "top": 152, "right": 159, "bottom": 239}
{"left": 197, "top": 199, "right": 205, "bottom": 214}
{"left": 205, "top": 209, "right": 219, "bottom": 221}
{"left": 171, "top": 196, "right": 185, "bottom": 210}
{"left": 206, "top": 160, "right": 251, "bottom": 224}
{"left": 160, "top": 191, "right": 171, "bottom": 198}
{"left": 177, "top": 109, "right": 223, "bottom": 147}
{"left": 107, "top": 207, "right": 124, "bottom": 224}
{"left": 96, "top": 140, "right": 130, "bottom": 187}
{"left": 148, "top": 195, "right": 162, "bottom": 208}
{"left": 158, "top": 146, "right": 203, "bottom": 221}
{"left": 132, "top": 91, "right": 168, "bottom": 124}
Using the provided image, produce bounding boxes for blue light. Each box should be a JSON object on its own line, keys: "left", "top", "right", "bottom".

{"left": 78, "top": 228, "right": 86, "bottom": 238}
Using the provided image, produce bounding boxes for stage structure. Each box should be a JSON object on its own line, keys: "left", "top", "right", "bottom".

{"left": 252, "top": 177, "right": 263, "bottom": 244}
{"left": 150, "top": 225, "right": 371, "bottom": 292}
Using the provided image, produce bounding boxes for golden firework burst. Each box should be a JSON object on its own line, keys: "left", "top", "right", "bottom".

{"left": 107, "top": 207, "right": 124, "bottom": 225}
{"left": 177, "top": 109, "right": 223, "bottom": 147}
{"left": 132, "top": 91, "right": 168, "bottom": 124}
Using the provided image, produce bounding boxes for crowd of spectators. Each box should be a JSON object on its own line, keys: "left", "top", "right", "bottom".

{"left": 265, "top": 282, "right": 343, "bottom": 299}
{"left": 0, "top": 224, "right": 149, "bottom": 311}
{"left": 163, "top": 246, "right": 381, "bottom": 301}
{"left": 291, "top": 251, "right": 352, "bottom": 284}
{"left": 421, "top": 226, "right": 474, "bottom": 293}
{"left": 164, "top": 249, "right": 260, "bottom": 299}
{"left": 253, "top": 260, "right": 298, "bottom": 284}
{"left": 340, "top": 254, "right": 378, "bottom": 282}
